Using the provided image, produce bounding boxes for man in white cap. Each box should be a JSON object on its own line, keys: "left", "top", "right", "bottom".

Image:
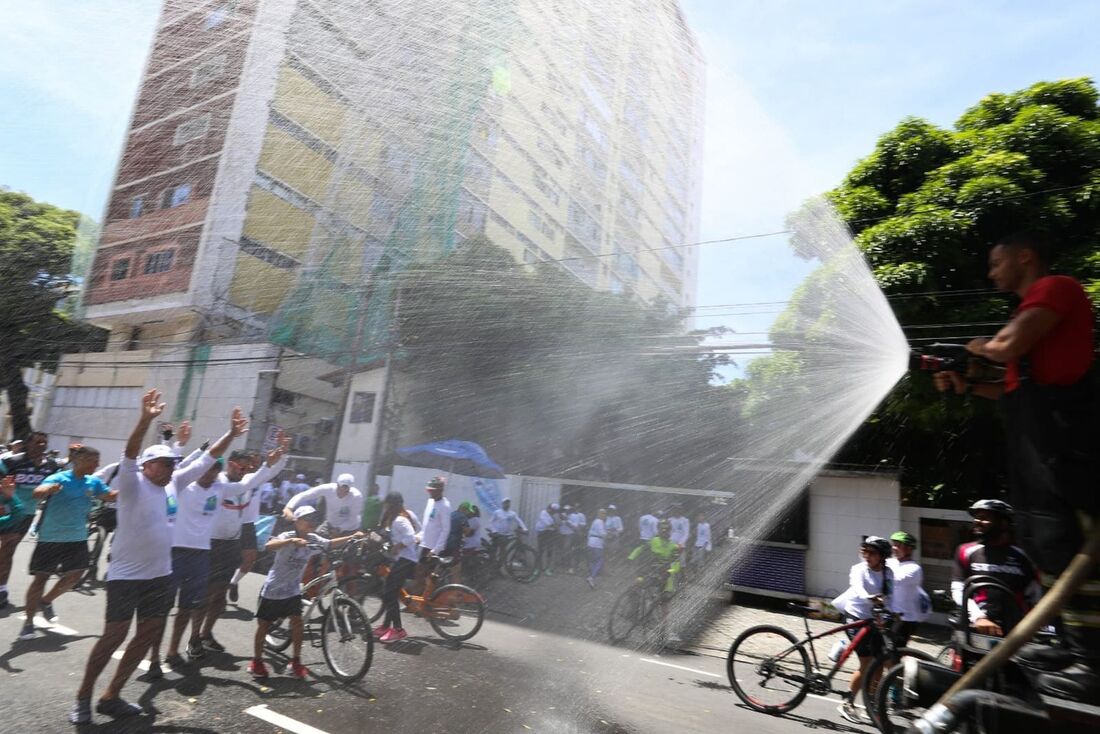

{"left": 488, "top": 497, "right": 528, "bottom": 567}
{"left": 535, "top": 502, "right": 561, "bottom": 576}
{"left": 283, "top": 473, "right": 364, "bottom": 538}
{"left": 605, "top": 504, "right": 624, "bottom": 566}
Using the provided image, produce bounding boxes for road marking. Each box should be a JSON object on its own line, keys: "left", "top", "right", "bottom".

{"left": 639, "top": 657, "right": 721, "bottom": 678}
{"left": 244, "top": 704, "right": 330, "bottom": 734}
{"left": 110, "top": 650, "right": 151, "bottom": 671}
{"left": 35, "top": 621, "right": 80, "bottom": 636}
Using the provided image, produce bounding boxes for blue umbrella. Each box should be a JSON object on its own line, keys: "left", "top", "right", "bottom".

{"left": 395, "top": 439, "right": 505, "bottom": 479}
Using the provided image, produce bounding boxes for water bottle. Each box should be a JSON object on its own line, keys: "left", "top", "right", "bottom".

{"left": 828, "top": 638, "right": 847, "bottom": 661}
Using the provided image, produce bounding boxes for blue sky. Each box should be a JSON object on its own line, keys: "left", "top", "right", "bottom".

{"left": 1, "top": 1, "right": 1098, "bottom": 359}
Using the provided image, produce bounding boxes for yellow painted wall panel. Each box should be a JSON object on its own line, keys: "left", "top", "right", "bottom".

{"left": 228, "top": 253, "right": 294, "bottom": 315}
{"left": 241, "top": 187, "right": 316, "bottom": 259}
{"left": 273, "top": 66, "right": 346, "bottom": 145}
{"left": 257, "top": 127, "right": 334, "bottom": 203}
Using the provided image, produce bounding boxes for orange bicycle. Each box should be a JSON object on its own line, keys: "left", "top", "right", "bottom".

{"left": 340, "top": 552, "right": 486, "bottom": 642}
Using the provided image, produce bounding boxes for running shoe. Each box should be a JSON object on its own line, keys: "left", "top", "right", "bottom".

{"left": 248, "top": 660, "right": 269, "bottom": 680}
{"left": 372, "top": 625, "right": 391, "bottom": 638}
{"left": 69, "top": 698, "right": 92, "bottom": 725}
{"left": 586, "top": 577, "right": 596, "bottom": 590}
{"left": 286, "top": 660, "right": 310, "bottom": 679}
{"left": 95, "top": 697, "right": 143, "bottom": 718}
{"left": 837, "top": 701, "right": 869, "bottom": 725}
{"left": 18, "top": 622, "right": 36, "bottom": 641}
{"left": 186, "top": 639, "right": 206, "bottom": 660}
{"left": 165, "top": 653, "right": 187, "bottom": 669}
{"left": 379, "top": 628, "right": 408, "bottom": 643}
{"left": 200, "top": 635, "right": 225, "bottom": 652}
{"left": 145, "top": 661, "right": 164, "bottom": 680}
{"left": 0, "top": 590, "right": 8, "bottom": 608}
{"left": 40, "top": 602, "right": 57, "bottom": 623}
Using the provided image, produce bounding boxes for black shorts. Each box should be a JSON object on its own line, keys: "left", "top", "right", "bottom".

{"left": 105, "top": 574, "right": 174, "bottom": 622}
{"left": 29, "top": 541, "right": 89, "bottom": 575}
{"left": 256, "top": 595, "right": 302, "bottom": 621}
{"left": 893, "top": 620, "right": 920, "bottom": 649}
{"left": 240, "top": 522, "right": 257, "bottom": 551}
{"left": 208, "top": 538, "right": 241, "bottom": 587}
{"left": 845, "top": 616, "right": 885, "bottom": 658}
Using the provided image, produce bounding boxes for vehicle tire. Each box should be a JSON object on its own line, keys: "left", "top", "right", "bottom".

{"left": 726, "top": 624, "right": 811, "bottom": 714}
{"left": 504, "top": 542, "right": 539, "bottom": 583}
{"left": 321, "top": 597, "right": 373, "bottom": 683}
{"left": 338, "top": 574, "right": 385, "bottom": 623}
{"left": 608, "top": 584, "right": 646, "bottom": 644}
{"left": 861, "top": 647, "right": 934, "bottom": 726}
{"left": 427, "top": 583, "right": 485, "bottom": 642}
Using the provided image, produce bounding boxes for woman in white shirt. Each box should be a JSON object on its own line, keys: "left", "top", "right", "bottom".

{"left": 375, "top": 492, "right": 419, "bottom": 644}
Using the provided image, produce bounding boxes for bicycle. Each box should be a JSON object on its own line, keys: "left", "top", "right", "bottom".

{"left": 726, "top": 602, "right": 933, "bottom": 716}
{"left": 607, "top": 564, "right": 675, "bottom": 645}
{"left": 78, "top": 502, "right": 116, "bottom": 588}
{"left": 488, "top": 532, "right": 539, "bottom": 583}
{"left": 339, "top": 550, "right": 486, "bottom": 642}
{"left": 263, "top": 539, "right": 374, "bottom": 683}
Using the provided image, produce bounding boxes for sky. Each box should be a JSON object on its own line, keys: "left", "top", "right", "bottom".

{"left": 1, "top": 0, "right": 1099, "bottom": 369}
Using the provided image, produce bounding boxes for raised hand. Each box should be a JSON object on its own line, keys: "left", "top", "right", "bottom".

{"left": 177, "top": 420, "right": 192, "bottom": 446}
{"left": 266, "top": 430, "right": 288, "bottom": 466}
{"left": 141, "top": 389, "right": 166, "bottom": 421}
{"left": 229, "top": 407, "right": 249, "bottom": 438}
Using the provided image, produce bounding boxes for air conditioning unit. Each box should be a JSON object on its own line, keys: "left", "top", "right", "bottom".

{"left": 316, "top": 417, "right": 335, "bottom": 435}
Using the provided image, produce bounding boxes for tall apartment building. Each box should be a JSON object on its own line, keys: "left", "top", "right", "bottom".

{"left": 49, "top": 0, "right": 705, "bottom": 467}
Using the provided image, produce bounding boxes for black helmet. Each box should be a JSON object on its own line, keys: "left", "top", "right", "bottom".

{"left": 969, "top": 499, "right": 1014, "bottom": 519}
{"left": 861, "top": 536, "right": 893, "bottom": 558}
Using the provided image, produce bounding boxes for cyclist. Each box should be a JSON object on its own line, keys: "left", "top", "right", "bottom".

{"left": 887, "top": 531, "right": 929, "bottom": 649}
{"left": 952, "top": 499, "right": 1042, "bottom": 637}
{"left": 488, "top": 497, "right": 527, "bottom": 566}
{"left": 831, "top": 536, "right": 894, "bottom": 725}
{"left": 375, "top": 491, "right": 418, "bottom": 644}
{"left": 626, "top": 519, "right": 682, "bottom": 639}
{"left": 0, "top": 431, "right": 60, "bottom": 608}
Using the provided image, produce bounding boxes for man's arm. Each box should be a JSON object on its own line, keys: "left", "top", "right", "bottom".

{"left": 174, "top": 407, "right": 248, "bottom": 487}
{"left": 972, "top": 307, "right": 1062, "bottom": 364}
{"left": 283, "top": 484, "right": 325, "bottom": 518}
{"left": 126, "top": 389, "right": 165, "bottom": 459}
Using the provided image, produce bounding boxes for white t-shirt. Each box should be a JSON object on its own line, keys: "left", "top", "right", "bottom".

{"left": 490, "top": 508, "right": 527, "bottom": 536}
{"left": 832, "top": 561, "right": 893, "bottom": 620}
{"left": 605, "top": 515, "right": 623, "bottom": 537}
{"left": 419, "top": 496, "right": 452, "bottom": 554}
{"left": 559, "top": 513, "right": 576, "bottom": 535}
{"left": 887, "top": 557, "right": 928, "bottom": 622}
{"left": 639, "top": 514, "right": 658, "bottom": 541}
{"left": 463, "top": 515, "right": 482, "bottom": 550}
{"left": 261, "top": 531, "right": 330, "bottom": 599}
{"left": 210, "top": 463, "right": 278, "bottom": 541}
{"left": 172, "top": 479, "right": 242, "bottom": 550}
{"left": 535, "top": 509, "right": 557, "bottom": 533}
{"left": 669, "top": 516, "right": 690, "bottom": 546}
{"left": 695, "top": 522, "right": 712, "bottom": 550}
{"left": 389, "top": 515, "right": 420, "bottom": 563}
{"left": 286, "top": 483, "right": 364, "bottom": 532}
{"left": 587, "top": 518, "right": 607, "bottom": 549}
{"left": 109, "top": 452, "right": 216, "bottom": 581}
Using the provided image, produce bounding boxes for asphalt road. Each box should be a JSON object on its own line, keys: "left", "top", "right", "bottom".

{"left": 0, "top": 538, "right": 871, "bottom": 734}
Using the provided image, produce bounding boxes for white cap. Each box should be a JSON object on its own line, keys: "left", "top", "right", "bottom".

{"left": 138, "top": 444, "right": 181, "bottom": 466}
{"left": 295, "top": 474, "right": 306, "bottom": 480}
{"left": 336, "top": 473, "right": 355, "bottom": 486}
{"left": 550, "top": 503, "right": 560, "bottom": 510}
{"left": 502, "top": 497, "right": 511, "bottom": 503}
{"left": 608, "top": 504, "right": 616, "bottom": 510}
{"left": 293, "top": 505, "right": 317, "bottom": 521}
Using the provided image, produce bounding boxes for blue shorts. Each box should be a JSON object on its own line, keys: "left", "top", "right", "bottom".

{"left": 171, "top": 547, "right": 211, "bottom": 609}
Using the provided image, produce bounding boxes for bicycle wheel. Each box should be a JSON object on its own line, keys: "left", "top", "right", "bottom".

{"left": 726, "top": 625, "right": 811, "bottom": 714}
{"left": 427, "top": 583, "right": 485, "bottom": 641}
{"left": 504, "top": 542, "right": 539, "bottom": 583}
{"left": 321, "top": 597, "right": 374, "bottom": 683}
{"left": 862, "top": 647, "right": 934, "bottom": 725}
{"left": 338, "top": 574, "right": 385, "bottom": 623}
{"left": 608, "top": 584, "right": 647, "bottom": 644}
{"left": 873, "top": 662, "right": 928, "bottom": 734}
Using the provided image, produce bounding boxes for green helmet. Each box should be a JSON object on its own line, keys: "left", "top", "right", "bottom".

{"left": 459, "top": 501, "right": 476, "bottom": 514}
{"left": 890, "top": 531, "right": 917, "bottom": 547}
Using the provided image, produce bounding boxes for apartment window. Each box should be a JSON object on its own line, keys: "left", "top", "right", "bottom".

{"left": 144, "top": 250, "right": 175, "bottom": 275}
{"left": 129, "top": 195, "right": 147, "bottom": 219}
{"left": 173, "top": 114, "right": 211, "bottom": 146}
{"left": 350, "top": 392, "right": 376, "bottom": 424}
{"left": 161, "top": 183, "right": 192, "bottom": 209}
{"left": 190, "top": 53, "right": 228, "bottom": 87}
{"left": 110, "top": 258, "right": 130, "bottom": 281}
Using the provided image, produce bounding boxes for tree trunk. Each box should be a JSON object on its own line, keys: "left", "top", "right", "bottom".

{"left": 0, "top": 360, "right": 31, "bottom": 441}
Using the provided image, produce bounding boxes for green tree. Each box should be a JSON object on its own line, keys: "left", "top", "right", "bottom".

{"left": 749, "top": 78, "right": 1100, "bottom": 506}
{"left": 388, "top": 236, "right": 738, "bottom": 487}
{"left": 0, "top": 189, "right": 105, "bottom": 440}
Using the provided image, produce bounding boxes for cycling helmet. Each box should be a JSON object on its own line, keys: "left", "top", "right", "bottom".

{"left": 861, "top": 536, "right": 892, "bottom": 558}
{"left": 889, "top": 531, "right": 917, "bottom": 547}
{"left": 458, "top": 501, "right": 476, "bottom": 514}
{"left": 969, "top": 499, "right": 1014, "bottom": 519}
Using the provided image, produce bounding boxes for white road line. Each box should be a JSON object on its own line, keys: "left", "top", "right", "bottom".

{"left": 35, "top": 621, "right": 80, "bottom": 636}
{"left": 110, "top": 650, "right": 151, "bottom": 671}
{"left": 244, "top": 704, "right": 330, "bottom": 734}
{"left": 639, "top": 657, "right": 721, "bottom": 678}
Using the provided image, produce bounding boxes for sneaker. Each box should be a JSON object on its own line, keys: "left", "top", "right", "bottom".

{"left": 69, "top": 698, "right": 92, "bottom": 725}
{"left": 17, "top": 622, "right": 35, "bottom": 641}
{"left": 41, "top": 602, "right": 57, "bottom": 623}
{"left": 200, "top": 635, "right": 225, "bottom": 652}
{"left": 95, "top": 697, "right": 143, "bottom": 718}
{"left": 379, "top": 628, "right": 407, "bottom": 643}
{"left": 0, "top": 590, "right": 8, "bottom": 608}
{"left": 165, "top": 652, "right": 187, "bottom": 669}
{"left": 372, "top": 625, "right": 391, "bottom": 638}
{"left": 145, "top": 661, "right": 163, "bottom": 680}
{"left": 228, "top": 583, "right": 239, "bottom": 603}
{"left": 543, "top": 570, "right": 553, "bottom": 577}
{"left": 248, "top": 659, "right": 269, "bottom": 680}
{"left": 837, "top": 701, "right": 868, "bottom": 725}
{"left": 586, "top": 577, "right": 596, "bottom": 590}
{"left": 286, "top": 660, "right": 310, "bottom": 679}
{"left": 186, "top": 639, "right": 206, "bottom": 660}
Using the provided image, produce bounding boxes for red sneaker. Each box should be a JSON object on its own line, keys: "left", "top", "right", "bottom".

{"left": 380, "top": 628, "right": 408, "bottom": 643}
{"left": 247, "top": 660, "right": 269, "bottom": 680}
{"left": 372, "top": 625, "right": 390, "bottom": 638}
{"left": 286, "top": 660, "right": 310, "bottom": 679}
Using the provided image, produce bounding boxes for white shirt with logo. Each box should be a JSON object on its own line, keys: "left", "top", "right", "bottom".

{"left": 286, "top": 483, "right": 364, "bottom": 533}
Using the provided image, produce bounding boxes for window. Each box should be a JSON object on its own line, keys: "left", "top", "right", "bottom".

{"left": 173, "top": 114, "right": 211, "bottom": 146}
{"left": 161, "top": 183, "right": 192, "bottom": 209}
{"left": 110, "top": 259, "right": 130, "bottom": 281}
{"left": 190, "top": 53, "right": 228, "bottom": 87}
{"left": 144, "top": 250, "right": 175, "bottom": 275}
{"left": 129, "top": 195, "right": 146, "bottom": 219}
{"left": 350, "top": 392, "right": 376, "bottom": 423}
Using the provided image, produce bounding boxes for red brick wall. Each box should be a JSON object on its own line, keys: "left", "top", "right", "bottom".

{"left": 85, "top": 226, "right": 203, "bottom": 305}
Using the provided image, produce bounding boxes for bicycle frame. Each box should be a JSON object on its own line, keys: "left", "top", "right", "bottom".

{"left": 789, "top": 614, "right": 890, "bottom": 687}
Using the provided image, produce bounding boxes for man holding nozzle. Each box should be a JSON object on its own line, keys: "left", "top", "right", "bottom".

{"left": 932, "top": 229, "right": 1100, "bottom": 703}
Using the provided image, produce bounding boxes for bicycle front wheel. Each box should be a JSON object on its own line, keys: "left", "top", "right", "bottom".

{"left": 726, "top": 625, "right": 811, "bottom": 714}
{"left": 608, "top": 584, "right": 646, "bottom": 644}
{"left": 504, "top": 542, "right": 539, "bottom": 583}
{"left": 861, "top": 647, "right": 934, "bottom": 726}
{"left": 427, "top": 583, "right": 485, "bottom": 641}
{"left": 321, "top": 597, "right": 374, "bottom": 683}
{"left": 873, "top": 661, "right": 929, "bottom": 734}
{"left": 338, "top": 573, "right": 385, "bottom": 623}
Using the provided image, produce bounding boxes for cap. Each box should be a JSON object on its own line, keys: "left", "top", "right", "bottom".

{"left": 502, "top": 497, "right": 512, "bottom": 503}
{"left": 295, "top": 474, "right": 306, "bottom": 480}
{"left": 607, "top": 504, "right": 616, "bottom": 510}
{"left": 138, "top": 444, "right": 181, "bottom": 466}
{"left": 459, "top": 500, "right": 476, "bottom": 513}
{"left": 890, "top": 531, "right": 917, "bottom": 547}
{"left": 426, "top": 476, "right": 446, "bottom": 490}
{"left": 293, "top": 506, "right": 318, "bottom": 521}
{"left": 550, "top": 503, "right": 560, "bottom": 510}
{"left": 336, "top": 473, "right": 355, "bottom": 486}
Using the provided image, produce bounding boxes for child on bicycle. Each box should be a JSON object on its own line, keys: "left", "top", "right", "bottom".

{"left": 249, "top": 505, "right": 363, "bottom": 680}
{"left": 831, "top": 536, "right": 894, "bottom": 724}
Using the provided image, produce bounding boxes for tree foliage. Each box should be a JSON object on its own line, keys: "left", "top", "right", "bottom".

{"left": 739, "top": 78, "right": 1100, "bottom": 506}
{"left": 388, "top": 236, "right": 738, "bottom": 487}
{"left": 0, "top": 189, "right": 105, "bottom": 439}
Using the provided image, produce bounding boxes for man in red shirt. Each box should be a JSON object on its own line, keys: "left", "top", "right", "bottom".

{"left": 935, "top": 230, "right": 1100, "bottom": 703}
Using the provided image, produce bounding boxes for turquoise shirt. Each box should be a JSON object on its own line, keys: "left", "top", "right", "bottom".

{"left": 36, "top": 470, "right": 110, "bottom": 542}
